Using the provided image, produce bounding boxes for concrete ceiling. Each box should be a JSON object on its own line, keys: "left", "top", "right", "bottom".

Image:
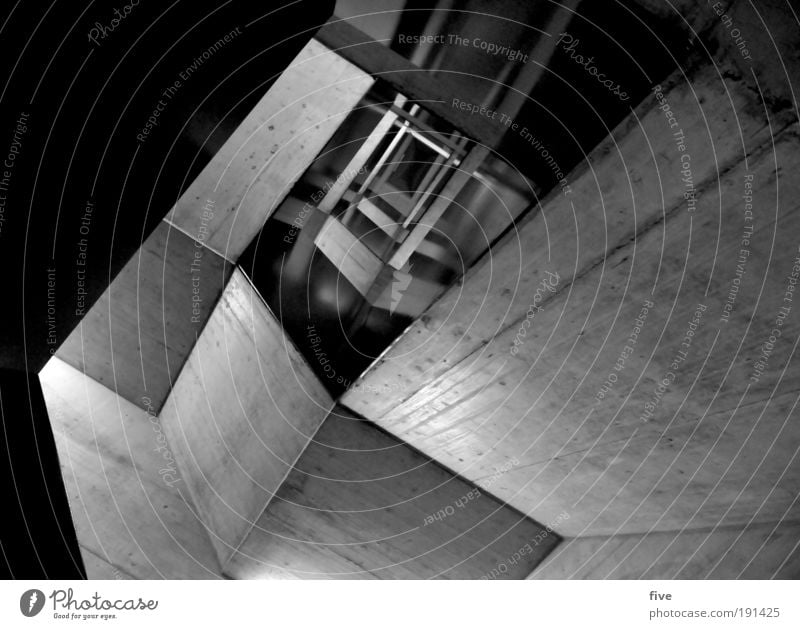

{"left": 14, "top": 0, "right": 800, "bottom": 580}
{"left": 341, "top": 3, "right": 800, "bottom": 543}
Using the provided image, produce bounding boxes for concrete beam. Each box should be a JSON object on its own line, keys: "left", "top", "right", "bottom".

{"left": 315, "top": 19, "right": 502, "bottom": 147}
{"left": 168, "top": 39, "right": 374, "bottom": 262}
{"left": 56, "top": 220, "right": 232, "bottom": 413}
{"left": 342, "top": 59, "right": 795, "bottom": 421}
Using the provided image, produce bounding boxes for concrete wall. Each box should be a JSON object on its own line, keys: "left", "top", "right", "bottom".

{"left": 227, "top": 407, "right": 558, "bottom": 579}
{"left": 159, "top": 270, "right": 334, "bottom": 567}
{"left": 341, "top": 1, "right": 800, "bottom": 560}
{"left": 530, "top": 522, "right": 800, "bottom": 579}
{"left": 40, "top": 358, "right": 222, "bottom": 579}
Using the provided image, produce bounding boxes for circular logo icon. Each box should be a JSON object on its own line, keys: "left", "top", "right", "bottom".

{"left": 20, "top": 589, "right": 45, "bottom": 617}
